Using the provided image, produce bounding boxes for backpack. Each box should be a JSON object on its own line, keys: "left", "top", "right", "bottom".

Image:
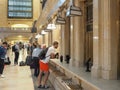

{"left": 38, "top": 47, "right": 49, "bottom": 60}
{"left": 12, "top": 45, "right": 16, "bottom": 52}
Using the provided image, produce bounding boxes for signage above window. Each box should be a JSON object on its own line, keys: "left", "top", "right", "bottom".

{"left": 66, "top": 5, "right": 82, "bottom": 17}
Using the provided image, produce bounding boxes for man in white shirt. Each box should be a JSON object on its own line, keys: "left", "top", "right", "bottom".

{"left": 38, "top": 41, "right": 58, "bottom": 89}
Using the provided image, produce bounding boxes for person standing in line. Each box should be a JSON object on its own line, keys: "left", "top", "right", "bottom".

{"left": 30, "top": 43, "right": 36, "bottom": 56}
{"left": 32, "top": 44, "right": 42, "bottom": 77}
{"left": 0, "top": 42, "right": 8, "bottom": 78}
{"left": 38, "top": 41, "right": 59, "bottom": 89}
{"left": 27, "top": 43, "right": 32, "bottom": 56}
{"left": 14, "top": 42, "right": 20, "bottom": 65}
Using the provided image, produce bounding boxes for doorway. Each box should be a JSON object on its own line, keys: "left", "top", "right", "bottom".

{"left": 84, "top": 0, "right": 93, "bottom": 64}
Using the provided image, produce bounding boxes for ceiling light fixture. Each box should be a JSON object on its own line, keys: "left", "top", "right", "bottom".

{"left": 35, "top": 34, "right": 41, "bottom": 38}
{"left": 41, "top": 30, "right": 47, "bottom": 35}
{"left": 47, "top": 24, "right": 56, "bottom": 30}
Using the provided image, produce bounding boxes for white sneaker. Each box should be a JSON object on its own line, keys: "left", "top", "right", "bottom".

{"left": 0, "top": 75, "right": 5, "bottom": 78}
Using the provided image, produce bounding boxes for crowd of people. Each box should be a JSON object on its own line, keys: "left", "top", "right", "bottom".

{"left": 0, "top": 41, "right": 59, "bottom": 89}
{"left": 27, "top": 41, "right": 59, "bottom": 89}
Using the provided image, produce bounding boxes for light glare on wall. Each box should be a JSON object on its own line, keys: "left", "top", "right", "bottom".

{"left": 71, "top": 25, "right": 73, "bottom": 30}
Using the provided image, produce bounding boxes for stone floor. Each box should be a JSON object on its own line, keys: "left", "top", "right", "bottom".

{"left": 2, "top": 49, "right": 120, "bottom": 90}
{"left": 0, "top": 65, "right": 34, "bottom": 90}
{"left": 0, "top": 49, "right": 54, "bottom": 90}
{"left": 31, "top": 69, "right": 55, "bottom": 90}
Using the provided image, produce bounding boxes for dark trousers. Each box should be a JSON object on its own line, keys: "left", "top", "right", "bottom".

{"left": 14, "top": 52, "right": 19, "bottom": 64}
{"left": 0, "top": 58, "right": 4, "bottom": 74}
{"left": 33, "top": 57, "right": 39, "bottom": 77}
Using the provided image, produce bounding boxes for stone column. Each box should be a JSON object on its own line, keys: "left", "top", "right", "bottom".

{"left": 101, "top": 0, "right": 119, "bottom": 79}
{"left": 61, "top": 12, "right": 71, "bottom": 61}
{"left": 38, "top": 35, "right": 43, "bottom": 45}
{"left": 48, "top": 31, "right": 52, "bottom": 46}
{"left": 60, "top": 24, "right": 66, "bottom": 60}
{"left": 91, "top": 0, "right": 101, "bottom": 78}
{"left": 117, "top": 0, "right": 120, "bottom": 78}
{"left": 61, "top": 11, "right": 66, "bottom": 60}
{"left": 92, "top": 0, "right": 119, "bottom": 79}
{"left": 73, "top": 0, "right": 85, "bottom": 67}
{"left": 52, "top": 26, "right": 61, "bottom": 42}
{"left": 51, "top": 26, "right": 61, "bottom": 52}
{"left": 42, "top": 34, "right": 45, "bottom": 44}
{"left": 70, "top": 17, "right": 75, "bottom": 66}
{"left": 44, "top": 33, "right": 48, "bottom": 46}
{"left": 65, "top": 17, "right": 70, "bottom": 56}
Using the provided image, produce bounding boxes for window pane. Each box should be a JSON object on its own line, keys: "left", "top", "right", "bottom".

{"left": 8, "top": 0, "right": 33, "bottom": 18}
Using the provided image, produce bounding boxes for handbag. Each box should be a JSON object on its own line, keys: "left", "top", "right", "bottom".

{"left": 4, "top": 56, "right": 11, "bottom": 65}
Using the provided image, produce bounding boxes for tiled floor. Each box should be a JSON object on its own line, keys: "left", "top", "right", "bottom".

{"left": 31, "top": 69, "right": 55, "bottom": 90}
{"left": 0, "top": 65, "right": 34, "bottom": 90}
{"left": 0, "top": 49, "right": 33, "bottom": 90}
{"left": 0, "top": 49, "right": 54, "bottom": 90}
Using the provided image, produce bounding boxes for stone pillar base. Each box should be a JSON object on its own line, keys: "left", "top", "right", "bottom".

{"left": 91, "top": 66, "right": 101, "bottom": 78}
{"left": 74, "top": 60, "right": 84, "bottom": 67}
{"left": 102, "top": 69, "right": 117, "bottom": 80}
{"left": 75, "top": 60, "right": 80, "bottom": 67}
{"left": 70, "top": 58, "right": 75, "bottom": 66}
